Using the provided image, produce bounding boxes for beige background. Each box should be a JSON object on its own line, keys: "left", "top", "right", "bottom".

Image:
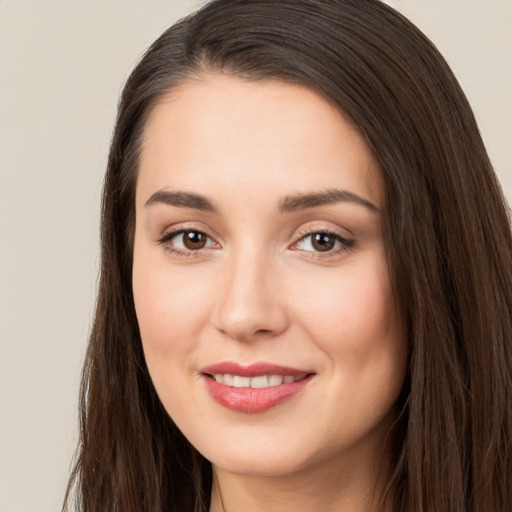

{"left": 0, "top": 1, "right": 510, "bottom": 511}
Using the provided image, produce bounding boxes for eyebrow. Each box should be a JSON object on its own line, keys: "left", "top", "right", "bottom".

{"left": 279, "top": 189, "right": 380, "bottom": 213}
{"left": 145, "top": 190, "right": 218, "bottom": 212}
{"left": 144, "top": 188, "right": 379, "bottom": 214}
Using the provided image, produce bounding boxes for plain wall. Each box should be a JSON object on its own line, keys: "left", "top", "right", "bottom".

{"left": 0, "top": 1, "right": 510, "bottom": 511}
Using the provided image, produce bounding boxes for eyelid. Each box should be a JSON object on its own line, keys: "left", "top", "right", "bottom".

{"left": 289, "top": 226, "right": 355, "bottom": 258}
{"left": 292, "top": 223, "right": 353, "bottom": 244}
{"left": 155, "top": 222, "right": 355, "bottom": 260}
{"left": 156, "top": 224, "right": 220, "bottom": 257}
{"left": 157, "top": 222, "right": 218, "bottom": 242}
{"left": 158, "top": 229, "right": 216, "bottom": 245}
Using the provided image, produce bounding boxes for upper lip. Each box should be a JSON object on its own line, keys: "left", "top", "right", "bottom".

{"left": 200, "top": 361, "right": 314, "bottom": 378}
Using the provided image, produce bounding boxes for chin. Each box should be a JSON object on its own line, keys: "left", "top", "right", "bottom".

{"left": 209, "top": 449, "right": 311, "bottom": 478}
{"left": 183, "top": 404, "right": 400, "bottom": 482}
{"left": 187, "top": 424, "right": 315, "bottom": 477}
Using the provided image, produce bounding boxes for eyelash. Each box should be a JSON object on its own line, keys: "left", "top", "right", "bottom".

{"left": 157, "top": 228, "right": 217, "bottom": 259}
{"left": 291, "top": 228, "right": 355, "bottom": 260}
{"left": 157, "top": 227, "right": 355, "bottom": 260}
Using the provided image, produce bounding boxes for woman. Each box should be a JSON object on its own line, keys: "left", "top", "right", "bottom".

{"left": 64, "top": 1, "right": 512, "bottom": 511}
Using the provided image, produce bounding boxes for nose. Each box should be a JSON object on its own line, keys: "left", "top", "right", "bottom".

{"left": 212, "top": 249, "right": 289, "bottom": 342}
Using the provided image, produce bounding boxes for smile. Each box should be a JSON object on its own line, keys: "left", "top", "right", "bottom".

{"left": 209, "top": 374, "right": 305, "bottom": 388}
{"left": 200, "top": 362, "right": 314, "bottom": 413}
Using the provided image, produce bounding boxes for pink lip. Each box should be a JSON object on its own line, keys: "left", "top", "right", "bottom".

{"left": 200, "top": 362, "right": 314, "bottom": 413}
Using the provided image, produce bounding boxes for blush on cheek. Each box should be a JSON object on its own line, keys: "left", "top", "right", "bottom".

{"left": 304, "top": 279, "right": 393, "bottom": 341}
{"left": 134, "top": 266, "right": 215, "bottom": 369}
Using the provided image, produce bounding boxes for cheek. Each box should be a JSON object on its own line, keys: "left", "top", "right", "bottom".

{"left": 131, "top": 245, "right": 215, "bottom": 407}
{"left": 132, "top": 264, "right": 209, "bottom": 423}
{"left": 133, "top": 252, "right": 209, "bottom": 350}
{"left": 295, "top": 257, "right": 397, "bottom": 350}
{"left": 291, "top": 253, "right": 406, "bottom": 400}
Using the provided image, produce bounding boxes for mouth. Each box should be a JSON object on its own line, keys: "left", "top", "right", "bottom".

{"left": 205, "top": 373, "right": 308, "bottom": 388}
{"left": 200, "top": 362, "right": 315, "bottom": 413}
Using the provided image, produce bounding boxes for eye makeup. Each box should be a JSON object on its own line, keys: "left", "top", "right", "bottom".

{"left": 156, "top": 224, "right": 355, "bottom": 261}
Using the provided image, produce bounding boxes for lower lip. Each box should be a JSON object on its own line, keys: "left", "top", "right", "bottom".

{"left": 203, "top": 375, "right": 313, "bottom": 413}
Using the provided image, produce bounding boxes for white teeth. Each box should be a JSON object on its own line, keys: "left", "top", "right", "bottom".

{"left": 212, "top": 374, "right": 302, "bottom": 388}
{"left": 233, "top": 376, "right": 251, "bottom": 388}
{"left": 250, "top": 375, "right": 269, "bottom": 388}
{"left": 268, "top": 375, "right": 283, "bottom": 386}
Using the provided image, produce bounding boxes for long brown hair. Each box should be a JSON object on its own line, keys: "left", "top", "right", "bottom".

{"left": 64, "top": 1, "right": 512, "bottom": 511}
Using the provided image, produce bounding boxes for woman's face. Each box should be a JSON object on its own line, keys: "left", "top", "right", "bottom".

{"left": 132, "top": 74, "right": 407, "bottom": 478}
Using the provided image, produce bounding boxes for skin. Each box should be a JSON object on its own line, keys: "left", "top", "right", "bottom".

{"left": 132, "top": 74, "right": 407, "bottom": 512}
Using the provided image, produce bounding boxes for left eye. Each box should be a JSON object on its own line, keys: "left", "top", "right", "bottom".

{"left": 294, "top": 231, "right": 349, "bottom": 253}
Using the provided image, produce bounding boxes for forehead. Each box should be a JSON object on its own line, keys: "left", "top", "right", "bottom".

{"left": 137, "top": 74, "right": 382, "bottom": 209}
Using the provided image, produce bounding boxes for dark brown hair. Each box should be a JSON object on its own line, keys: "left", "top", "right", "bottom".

{"left": 64, "top": 1, "right": 512, "bottom": 511}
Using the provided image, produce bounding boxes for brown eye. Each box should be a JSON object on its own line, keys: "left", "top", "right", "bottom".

{"left": 293, "top": 230, "right": 354, "bottom": 257}
{"left": 311, "top": 233, "right": 336, "bottom": 252}
{"left": 158, "top": 228, "right": 217, "bottom": 255}
{"left": 182, "top": 230, "right": 207, "bottom": 250}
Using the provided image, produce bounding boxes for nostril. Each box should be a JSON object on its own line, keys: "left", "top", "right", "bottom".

{"left": 254, "top": 329, "right": 272, "bottom": 336}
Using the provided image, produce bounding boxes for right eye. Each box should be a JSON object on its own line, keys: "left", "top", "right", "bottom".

{"left": 158, "top": 229, "right": 218, "bottom": 255}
